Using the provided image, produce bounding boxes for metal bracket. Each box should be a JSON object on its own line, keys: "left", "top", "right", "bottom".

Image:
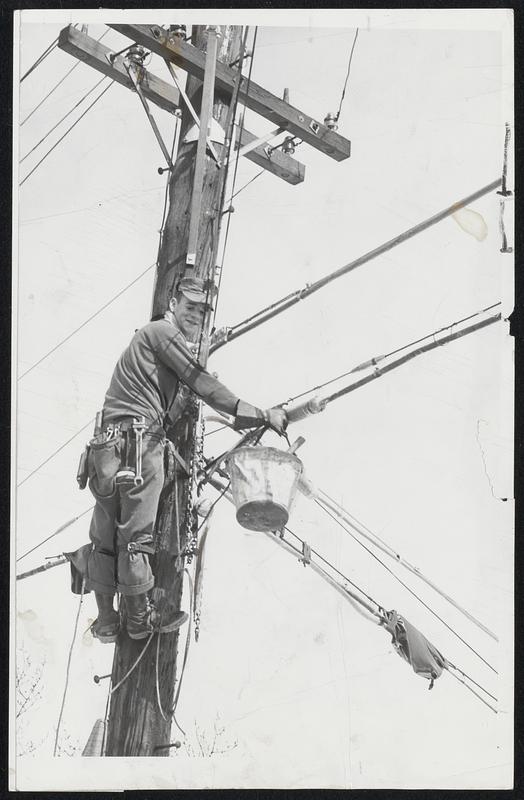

{"left": 226, "top": 125, "right": 285, "bottom": 166}
{"left": 164, "top": 59, "right": 221, "bottom": 166}
{"left": 124, "top": 59, "right": 174, "bottom": 169}
{"left": 299, "top": 542, "right": 311, "bottom": 567}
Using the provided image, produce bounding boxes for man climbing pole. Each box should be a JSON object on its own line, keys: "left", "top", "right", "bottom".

{"left": 80, "top": 276, "right": 288, "bottom": 643}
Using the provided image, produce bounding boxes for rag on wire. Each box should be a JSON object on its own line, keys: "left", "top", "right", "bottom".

{"left": 207, "top": 476, "right": 496, "bottom": 709}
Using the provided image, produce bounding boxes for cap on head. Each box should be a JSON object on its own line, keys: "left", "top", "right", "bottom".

{"left": 176, "top": 276, "right": 215, "bottom": 307}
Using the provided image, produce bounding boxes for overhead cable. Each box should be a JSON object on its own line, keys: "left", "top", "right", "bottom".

{"left": 317, "top": 501, "right": 497, "bottom": 675}
{"left": 21, "top": 28, "right": 109, "bottom": 125}
{"left": 19, "top": 261, "right": 155, "bottom": 379}
{"left": 335, "top": 28, "right": 359, "bottom": 123}
{"left": 212, "top": 27, "right": 258, "bottom": 328}
{"left": 17, "top": 420, "right": 95, "bottom": 488}
{"left": 324, "top": 313, "right": 501, "bottom": 406}
{"left": 315, "top": 487, "right": 497, "bottom": 640}
{"left": 20, "top": 36, "right": 59, "bottom": 83}
{"left": 284, "top": 302, "right": 501, "bottom": 406}
{"left": 16, "top": 506, "right": 94, "bottom": 562}
{"left": 210, "top": 178, "right": 502, "bottom": 353}
{"left": 20, "top": 75, "right": 107, "bottom": 163}
{"left": 20, "top": 79, "right": 115, "bottom": 186}
{"left": 209, "top": 477, "right": 496, "bottom": 709}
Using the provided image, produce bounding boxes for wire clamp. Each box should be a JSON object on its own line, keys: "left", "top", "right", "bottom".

{"left": 299, "top": 542, "right": 311, "bottom": 567}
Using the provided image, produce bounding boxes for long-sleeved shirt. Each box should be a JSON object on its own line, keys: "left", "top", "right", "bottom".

{"left": 103, "top": 319, "right": 240, "bottom": 427}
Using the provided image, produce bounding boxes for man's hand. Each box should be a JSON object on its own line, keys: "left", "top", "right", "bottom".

{"left": 264, "top": 407, "right": 288, "bottom": 435}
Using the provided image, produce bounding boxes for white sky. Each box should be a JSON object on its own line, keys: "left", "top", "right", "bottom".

{"left": 12, "top": 8, "right": 514, "bottom": 791}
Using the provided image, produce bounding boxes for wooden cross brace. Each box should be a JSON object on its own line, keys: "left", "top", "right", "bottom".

{"left": 58, "top": 25, "right": 306, "bottom": 185}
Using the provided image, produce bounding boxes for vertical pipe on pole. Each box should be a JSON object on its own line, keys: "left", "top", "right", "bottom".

{"left": 186, "top": 27, "right": 219, "bottom": 267}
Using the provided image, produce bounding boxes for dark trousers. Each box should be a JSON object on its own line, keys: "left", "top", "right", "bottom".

{"left": 86, "top": 430, "right": 165, "bottom": 596}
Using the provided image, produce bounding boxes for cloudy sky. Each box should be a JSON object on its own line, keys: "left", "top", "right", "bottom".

{"left": 13, "top": 8, "right": 513, "bottom": 791}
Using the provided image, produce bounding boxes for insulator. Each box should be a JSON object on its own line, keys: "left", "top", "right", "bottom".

{"left": 324, "top": 112, "right": 338, "bottom": 131}
{"left": 282, "top": 137, "right": 296, "bottom": 155}
{"left": 127, "top": 44, "right": 147, "bottom": 66}
{"left": 286, "top": 396, "right": 327, "bottom": 424}
{"left": 169, "top": 24, "right": 187, "bottom": 40}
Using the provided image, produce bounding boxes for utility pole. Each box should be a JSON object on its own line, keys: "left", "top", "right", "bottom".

{"left": 105, "top": 24, "right": 243, "bottom": 757}
{"left": 58, "top": 21, "right": 351, "bottom": 757}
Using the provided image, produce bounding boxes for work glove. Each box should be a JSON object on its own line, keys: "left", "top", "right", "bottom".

{"left": 263, "top": 407, "right": 288, "bottom": 435}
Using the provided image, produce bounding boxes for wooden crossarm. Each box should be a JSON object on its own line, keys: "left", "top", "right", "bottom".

{"left": 108, "top": 24, "right": 351, "bottom": 162}
{"left": 58, "top": 25, "right": 305, "bottom": 185}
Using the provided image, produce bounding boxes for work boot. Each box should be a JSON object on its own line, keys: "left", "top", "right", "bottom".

{"left": 124, "top": 593, "right": 189, "bottom": 640}
{"left": 91, "top": 592, "right": 120, "bottom": 644}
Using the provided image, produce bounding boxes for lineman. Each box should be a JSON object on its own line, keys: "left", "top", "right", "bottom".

{"left": 85, "top": 276, "right": 287, "bottom": 642}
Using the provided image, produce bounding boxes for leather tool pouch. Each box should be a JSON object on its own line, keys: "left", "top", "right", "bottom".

{"left": 89, "top": 433, "right": 122, "bottom": 498}
{"left": 76, "top": 444, "right": 91, "bottom": 490}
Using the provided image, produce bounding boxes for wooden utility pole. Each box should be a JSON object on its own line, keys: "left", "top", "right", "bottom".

{"left": 104, "top": 24, "right": 243, "bottom": 757}
{"left": 58, "top": 20, "right": 350, "bottom": 757}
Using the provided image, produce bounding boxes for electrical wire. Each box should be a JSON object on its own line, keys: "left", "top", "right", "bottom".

{"left": 20, "top": 36, "right": 59, "bottom": 83}
{"left": 16, "top": 506, "right": 94, "bottom": 563}
{"left": 20, "top": 79, "right": 114, "bottom": 187}
{"left": 335, "top": 28, "right": 359, "bottom": 123}
{"left": 284, "top": 524, "right": 382, "bottom": 610}
{"left": 53, "top": 579, "right": 85, "bottom": 756}
{"left": 17, "top": 419, "right": 95, "bottom": 487}
{"left": 20, "top": 74, "right": 107, "bottom": 163}
{"left": 446, "top": 667, "right": 497, "bottom": 713}
{"left": 316, "top": 501, "right": 497, "bottom": 675}
{"left": 447, "top": 660, "right": 497, "bottom": 702}
{"left": 212, "top": 27, "right": 259, "bottom": 328}
{"left": 195, "top": 26, "right": 251, "bottom": 360}
{"left": 283, "top": 302, "right": 502, "bottom": 405}
{"left": 316, "top": 487, "right": 496, "bottom": 641}
{"left": 210, "top": 478, "right": 496, "bottom": 711}
{"left": 19, "top": 262, "right": 155, "bottom": 379}
{"left": 21, "top": 28, "right": 109, "bottom": 125}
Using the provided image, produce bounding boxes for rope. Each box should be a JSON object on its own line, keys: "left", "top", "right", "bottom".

{"left": 316, "top": 501, "right": 498, "bottom": 675}
{"left": 20, "top": 75, "right": 107, "bottom": 163}
{"left": 335, "top": 28, "right": 359, "bottom": 122}
{"left": 53, "top": 579, "right": 85, "bottom": 756}
{"left": 17, "top": 418, "right": 95, "bottom": 486}
{"left": 20, "top": 80, "right": 115, "bottom": 187}
{"left": 21, "top": 29, "right": 109, "bottom": 124}
{"left": 109, "top": 632, "right": 155, "bottom": 694}
{"left": 19, "top": 262, "right": 155, "bottom": 379}
{"left": 170, "top": 569, "right": 194, "bottom": 720}
{"left": 284, "top": 302, "right": 501, "bottom": 405}
{"left": 16, "top": 506, "right": 94, "bottom": 562}
{"left": 20, "top": 36, "right": 59, "bottom": 83}
{"left": 154, "top": 570, "right": 194, "bottom": 737}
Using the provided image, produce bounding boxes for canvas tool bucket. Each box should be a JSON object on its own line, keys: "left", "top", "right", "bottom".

{"left": 225, "top": 446, "right": 303, "bottom": 532}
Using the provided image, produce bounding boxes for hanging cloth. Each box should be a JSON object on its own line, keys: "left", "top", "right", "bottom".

{"left": 382, "top": 609, "right": 448, "bottom": 689}
{"left": 64, "top": 543, "right": 93, "bottom": 595}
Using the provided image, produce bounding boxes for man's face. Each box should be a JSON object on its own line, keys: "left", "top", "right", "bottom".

{"left": 172, "top": 294, "right": 206, "bottom": 338}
